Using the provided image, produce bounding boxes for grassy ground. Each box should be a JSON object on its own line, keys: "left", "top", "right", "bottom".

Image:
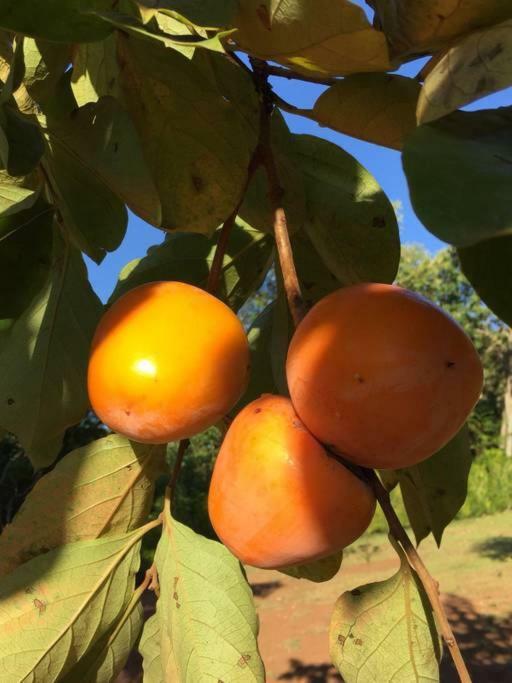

{"left": 247, "top": 510, "right": 512, "bottom": 683}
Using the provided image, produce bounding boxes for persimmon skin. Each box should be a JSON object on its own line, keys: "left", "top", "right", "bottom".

{"left": 287, "top": 283, "right": 484, "bottom": 469}
{"left": 208, "top": 395, "right": 376, "bottom": 569}
{"left": 88, "top": 281, "right": 249, "bottom": 443}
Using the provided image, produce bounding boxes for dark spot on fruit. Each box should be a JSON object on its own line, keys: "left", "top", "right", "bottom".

{"left": 124, "top": 409, "right": 131, "bottom": 416}
{"left": 7, "top": 397, "right": 14, "bottom": 405}
{"left": 355, "top": 638, "right": 363, "bottom": 646}
{"left": 445, "top": 361, "right": 456, "bottom": 369}
{"left": 354, "top": 373, "right": 365, "bottom": 384}
{"left": 372, "top": 216, "right": 386, "bottom": 228}
{"left": 254, "top": 408, "right": 262, "bottom": 414}
{"left": 192, "top": 175, "right": 204, "bottom": 192}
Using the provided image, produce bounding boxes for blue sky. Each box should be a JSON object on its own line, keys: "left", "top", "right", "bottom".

{"left": 87, "top": 6, "right": 512, "bottom": 302}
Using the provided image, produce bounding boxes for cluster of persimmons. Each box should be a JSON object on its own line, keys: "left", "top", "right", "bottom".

{"left": 88, "top": 280, "right": 483, "bottom": 569}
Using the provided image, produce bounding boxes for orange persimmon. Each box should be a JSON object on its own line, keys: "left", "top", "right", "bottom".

{"left": 208, "top": 395, "right": 376, "bottom": 569}
{"left": 88, "top": 281, "right": 249, "bottom": 443}
{"left": 286, "top": 283, "right": 483, "bottom": 469}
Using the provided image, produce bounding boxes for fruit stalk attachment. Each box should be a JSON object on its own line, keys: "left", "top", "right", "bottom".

{"left": 248, "top": 57, "right": 471, "bottom": 683}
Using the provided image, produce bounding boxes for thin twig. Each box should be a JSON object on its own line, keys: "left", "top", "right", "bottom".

{"left": 263, "top": 63, "right": 338, "bottom": 87}
{"left": 250, "top": 57, "right": 308, "bottom": 328}
{"left": 366, "top": 470, "right": 472, "bottom": 683}
{"left": 165, "top": 438, "right": 190, "bottom": 513}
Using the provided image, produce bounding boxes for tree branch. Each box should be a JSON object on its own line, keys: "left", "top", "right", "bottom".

{"left": 368, "top": 470, "right": 472, "bottom": 682}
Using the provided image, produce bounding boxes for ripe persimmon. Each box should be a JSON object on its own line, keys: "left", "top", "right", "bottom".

{"left": 286, "top": 283, "right": 483, "bottom": 469}
{"left": 88, "top": 281, "right": 249, "bottom": 443}
{"left": 208, "top": 395, "right": 376, "bottom": 569}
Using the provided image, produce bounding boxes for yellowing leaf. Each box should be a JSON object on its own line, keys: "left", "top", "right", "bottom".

{"left": 139, "top": 509, "right": 265, "bottom": 681}
{"left": 330, "top": 545, "right": 441, "bottom": 681}
{"left": 417, "top": 19, "right": 512, "bottom": 124}
{"left": 0, "top": 435, "right": 165, "bottom": 577}
{"left": 234, "top": 0, "right": 390, "bottom": 76}
{"left": 0, "top": 180, "right": 37, "bottom": 217}
{"left": 0, "top": 524, "right": 156, "bottom": 683}
{"left": 312, "top": 74, "right": 420, "bottom": 150}
{"left": 61, "top": 595, "right": 144, "bottom": 682}
{"left": 21, "top": 38, "right": 70, "bottom": 106}
{"left": 71, "top": 36, "right": 121, "bottom": 107}
{"left": 0, "top": 231, "right": 103, "bottom": 466}
{"left": 372, "top": 0, "right": 512, "bottom": 58}
{"left": 118, "top": 34, "right": 258, "bottom": 235}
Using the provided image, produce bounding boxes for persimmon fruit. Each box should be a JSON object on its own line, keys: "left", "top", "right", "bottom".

{"left": 286, "top": 283, "right": 483, "bottom": 470}
{"left": 208, "top": 395, "right": 376, "bottom": 569}
{"left": 88, "top": 281, "right": 250, "bottom": 443}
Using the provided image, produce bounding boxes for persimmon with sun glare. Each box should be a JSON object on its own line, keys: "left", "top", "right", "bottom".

{"left": 286, "top": 283, "right": 484, "bottom": 469}
{"left": 88, "top": 281, "right": 250, "bottom": 443}
{"left": 208, "top": 395, "right": 376, "bottom": 569}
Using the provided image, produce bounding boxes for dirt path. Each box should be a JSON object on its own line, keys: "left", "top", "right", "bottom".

{"left": 247, "top": 511, "right": 512, "bottom": 683}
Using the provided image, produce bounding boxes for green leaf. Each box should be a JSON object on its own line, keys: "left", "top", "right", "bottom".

{"left": 280, "top": 552, "right": 343, "bottom": 583}
{"left": 111, "top": 220, "right": 272, "bottom": 311}
{"left": 22, "top": 38, "right": 70, "bottom": 106}
{"left": 292, "top": 230, "right": 344, "bottom": 306}
{"left": 61, "top": 591, "right": 144, "bottom": 683}
{"left": 403, "top": 108, "right": 512, "bottom": 247}
{"left": 395, "top": 426, "right": 472, "bottom": 546}
{"left": 1, "top": 106, "right": 45, "bottom": 176}
{"left": 417, "top": 20, "right": 512, "bottom": 124}
{"left": 0, "top": 197, "right": 53, "bottom": 323}
{"left": 239, "top": 303, "right": 278, "bottom": 409}
{"left": 0, "top": 434, "right": 165, "bottom": 576}
{"left": 0, "top": 190, "right": 52, "bottom": 241}
{"left": 0, "top": 231, "right": 103, "bottom": 467}
{"left": 292, "top": 134, "right": 400, "bottom": 284}
{"left": 0, "top": 176, "right": 37, "bottom": 216}
{"left": 118, "top": 34, "right": 257, "bottom": 236}
{"left": 139, "top": 509, "right": 265, "bottom": 681}
{"left": 312, "top": 74, "right": 420, "bottom": 150}
{"left": 44, "top": 126, "right": 128, "bottom": 263}
{"left": 0, "top": 0, "right": 113, "bottom": 42}
{"left": 0, "top": 525, "right": 152, "bottom": 683}
{"left": 93, "top": 10, "right": 233, "bottom": 54}
{"left": 372, "top": 0, "right": 512, "bottom": 58}
{"left": 330, "top": 544, "right": 441, "bottom": 682}
{"left": 234, "top": 0, "right": 390, "bottom": 76}
{"left": 458, "top": 235, "right": 512, "bottom": 326}
{"left": 48, "top": 96, "right": 161, "bottom": 227}
{"left": 70, "top": 35, "right": 120, "bottom": 107}
{"left": 140, "top": 0, "right": 236, "bottom": 29}
{"left": 240, "top": 112, "right": 305, "bottom": 234}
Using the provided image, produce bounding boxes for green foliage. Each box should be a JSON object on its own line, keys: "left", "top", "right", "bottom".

{"left": 458, "top": 448, "right": 512, "bottom": 519}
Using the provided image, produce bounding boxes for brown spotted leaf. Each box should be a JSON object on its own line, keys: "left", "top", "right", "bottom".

{"left": 139, "top": 506, "right": 265, "bottom": 681}
{"left": 330, "top": 544, "right": 441, "bottom": 682}
{"left": 417, "top": 19, "right": 512, "bottom": 124}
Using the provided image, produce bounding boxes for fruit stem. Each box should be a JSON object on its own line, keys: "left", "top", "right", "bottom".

{"left": 165, "top": 438, "right": 190, "bottom": 514}
{"left": 367, "top": 469, "right": 472, "bottom": 683}
{"left": 250, "top": 57, "right": 308, "bottom": 328}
